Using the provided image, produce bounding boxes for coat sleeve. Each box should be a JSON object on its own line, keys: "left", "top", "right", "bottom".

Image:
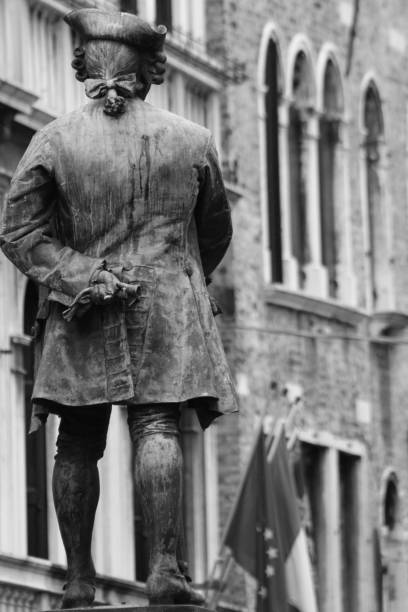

{"left": 0, "top": 129, "right": 105, "bottom": 300}
{"left": 194, "top": 135, "right": 232, "bottom": 278}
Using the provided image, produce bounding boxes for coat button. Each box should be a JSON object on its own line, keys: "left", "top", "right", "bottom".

{"left": 183, "top": 263, "right": 193, "bottom": 277}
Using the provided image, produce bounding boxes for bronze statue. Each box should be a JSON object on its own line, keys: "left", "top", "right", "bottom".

{"left": 0, "top": 8, "right": 237, "bottom": 609}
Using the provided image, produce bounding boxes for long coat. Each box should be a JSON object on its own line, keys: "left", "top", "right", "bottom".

{"left": 1, "top": 97, "right": 238, "bottom": 429}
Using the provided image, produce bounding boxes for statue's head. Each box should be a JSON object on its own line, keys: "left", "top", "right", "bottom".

{"left": 64, "top": 9, "right": 167, "bottom": 116}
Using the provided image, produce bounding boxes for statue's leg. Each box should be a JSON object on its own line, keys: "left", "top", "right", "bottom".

{"left": 52, "top": 404, "right": 111, "bottom": 609}
{"left": 128, "top": 403, "right": 205, "bottom": 605}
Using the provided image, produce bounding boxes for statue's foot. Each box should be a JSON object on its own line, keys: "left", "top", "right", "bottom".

{"left": 146, "top": 568, "right": 206, "bottom": 606}
{"left": 61, "top": 580, "right": 96, "bottom": 609}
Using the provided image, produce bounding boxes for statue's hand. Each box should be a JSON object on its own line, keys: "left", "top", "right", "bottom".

{"left": 62, "top": 272, "right": 141, "bottom": 322}
{"left": 90, "top": 270, "right": 123, "bottom": 304}
{"left": 90, "top": 270, "right": 141, "bottom": 305}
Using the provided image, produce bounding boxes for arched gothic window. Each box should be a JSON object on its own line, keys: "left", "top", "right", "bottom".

{"left": 319, "top": 58, "right": 344, "bottom": 298}
{"left": 24, "top": 280, "right": 48, "bottom": 558}
{"left": 383, "top": 473, "right": 399, "bottom": 532}
{"left": 288, "top": 51, "right": 313, "bottom": 289}
{"left": 363, "top": 81, "right": 386, "bottom": 309}
{"left": 264, "top": 38, "right": 283, "bottom": 283}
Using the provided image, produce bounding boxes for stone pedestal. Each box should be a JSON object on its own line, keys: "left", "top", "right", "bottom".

{"left": 49, "top": 607, "right": 211, "bottom": 612}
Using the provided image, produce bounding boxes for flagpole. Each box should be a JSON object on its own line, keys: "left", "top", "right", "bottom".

{"left": 206, "top": 549, "right": 234, "bottom": 609}
{"left": 266, "top": 417, "right": 286, "bottom": 462}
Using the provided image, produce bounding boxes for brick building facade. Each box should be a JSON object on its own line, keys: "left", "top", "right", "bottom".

{"left": 213, "top": 1, "right": 408, "bottom": 611}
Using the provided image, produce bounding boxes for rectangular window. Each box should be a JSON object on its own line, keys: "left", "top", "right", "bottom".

{"left": 265, "top": 39, "right": 283, "bottom": 283}
{"left": 29, "top": 7, "right": 66, "bottom": 113}
{"left": 184, "top": 82, "right": 209, "bottom": 126}
{"left": 300, "top": 442, "right": 326, "bottom": 607}
{"left": 156, "top": 0, "right": 172, "bottom": 31}
{"left": 121, "top": 0, "right": 139, "bottom": 13}
{"left": 25, "top": 403, "right": 49, "bottom": 559}
{"left": 339, "top": 451, "right": 360, "bottom": 612}
{"left": 23, "top": 282, "right": 48, "bottom": 559}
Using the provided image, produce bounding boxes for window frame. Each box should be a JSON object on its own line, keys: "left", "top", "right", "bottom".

{"left": 359, "top": 73, "right": 394, "bottom": 312}
{"left": 258, "top": 23, "right": 288, "bottom": 287}
{"left": 284, "top": 34, "right": 327, "bottom": 297}
{"left": 137, "top": 0, "right": 206, "bottom": 45}
{"left": 296, "top": 430, "right": 368, "bottom": 612}
{"left": 315, "top": 45, "right": 357, "bottom": 306}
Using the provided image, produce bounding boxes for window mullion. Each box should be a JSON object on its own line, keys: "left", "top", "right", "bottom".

{"left": 303, "top": 112, "right": 328, "bottom": 297}
{"left": 278, "top": 103, "right": 299, "bottom": 289}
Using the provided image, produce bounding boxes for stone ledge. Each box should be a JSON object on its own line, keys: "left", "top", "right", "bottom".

{"left": 47, "top": 606, "right": 211, "bottom": 612}
{"left": 0, "top": 78, "right": 39, "bottom": 115}
{"left": 263, "top": 285, "right": 367, "bottom": 327}
{"left": 368, "top": 310, "right": 408, "bottom": 336}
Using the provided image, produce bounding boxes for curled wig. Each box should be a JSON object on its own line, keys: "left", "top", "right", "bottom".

{"left": 66, "top": 9, "right": 167, "bottom": 111}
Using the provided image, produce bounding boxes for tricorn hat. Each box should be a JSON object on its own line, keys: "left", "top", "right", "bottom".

{"left": 64, "top": 9, "right": 167, "bottom": 51}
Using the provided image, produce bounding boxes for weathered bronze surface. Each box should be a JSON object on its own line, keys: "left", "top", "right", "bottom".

{"left": 0, "top": 8, "right": 236, "bottom": 609}
{"left": 1, "top": 17, "right": 237, "bottom": 431}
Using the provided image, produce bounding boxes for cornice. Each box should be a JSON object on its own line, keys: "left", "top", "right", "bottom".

{"left": 0, "top": 80, "right": 39, "bottom": 116}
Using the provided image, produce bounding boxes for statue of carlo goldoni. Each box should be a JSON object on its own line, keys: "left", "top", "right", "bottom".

{"left": 0, "top": 8, "right": 238, "bottom": 609}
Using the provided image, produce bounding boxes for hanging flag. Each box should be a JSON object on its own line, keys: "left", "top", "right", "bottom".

{"left": 223, "top": 424, "right": 288, "bottom": 611}
{"left": 223, "top": 421, "right": 318, "bottom": 612}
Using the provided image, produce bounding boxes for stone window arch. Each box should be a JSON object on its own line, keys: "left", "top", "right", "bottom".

{"left": 361, "top": 77, "right": 393, "bottom": 310}
{"left": 382, "top": 471, "right": 399, "bottom": 533}
{"left": 262, "top": 33, "right": 284, "bottom": 283}
{"left": 318, "top": 56, "right": 344, "bottom": 298}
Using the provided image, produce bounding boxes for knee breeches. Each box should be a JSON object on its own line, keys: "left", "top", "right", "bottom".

{"left": 55, "top": 403, "right": 181, "bottom": 461}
